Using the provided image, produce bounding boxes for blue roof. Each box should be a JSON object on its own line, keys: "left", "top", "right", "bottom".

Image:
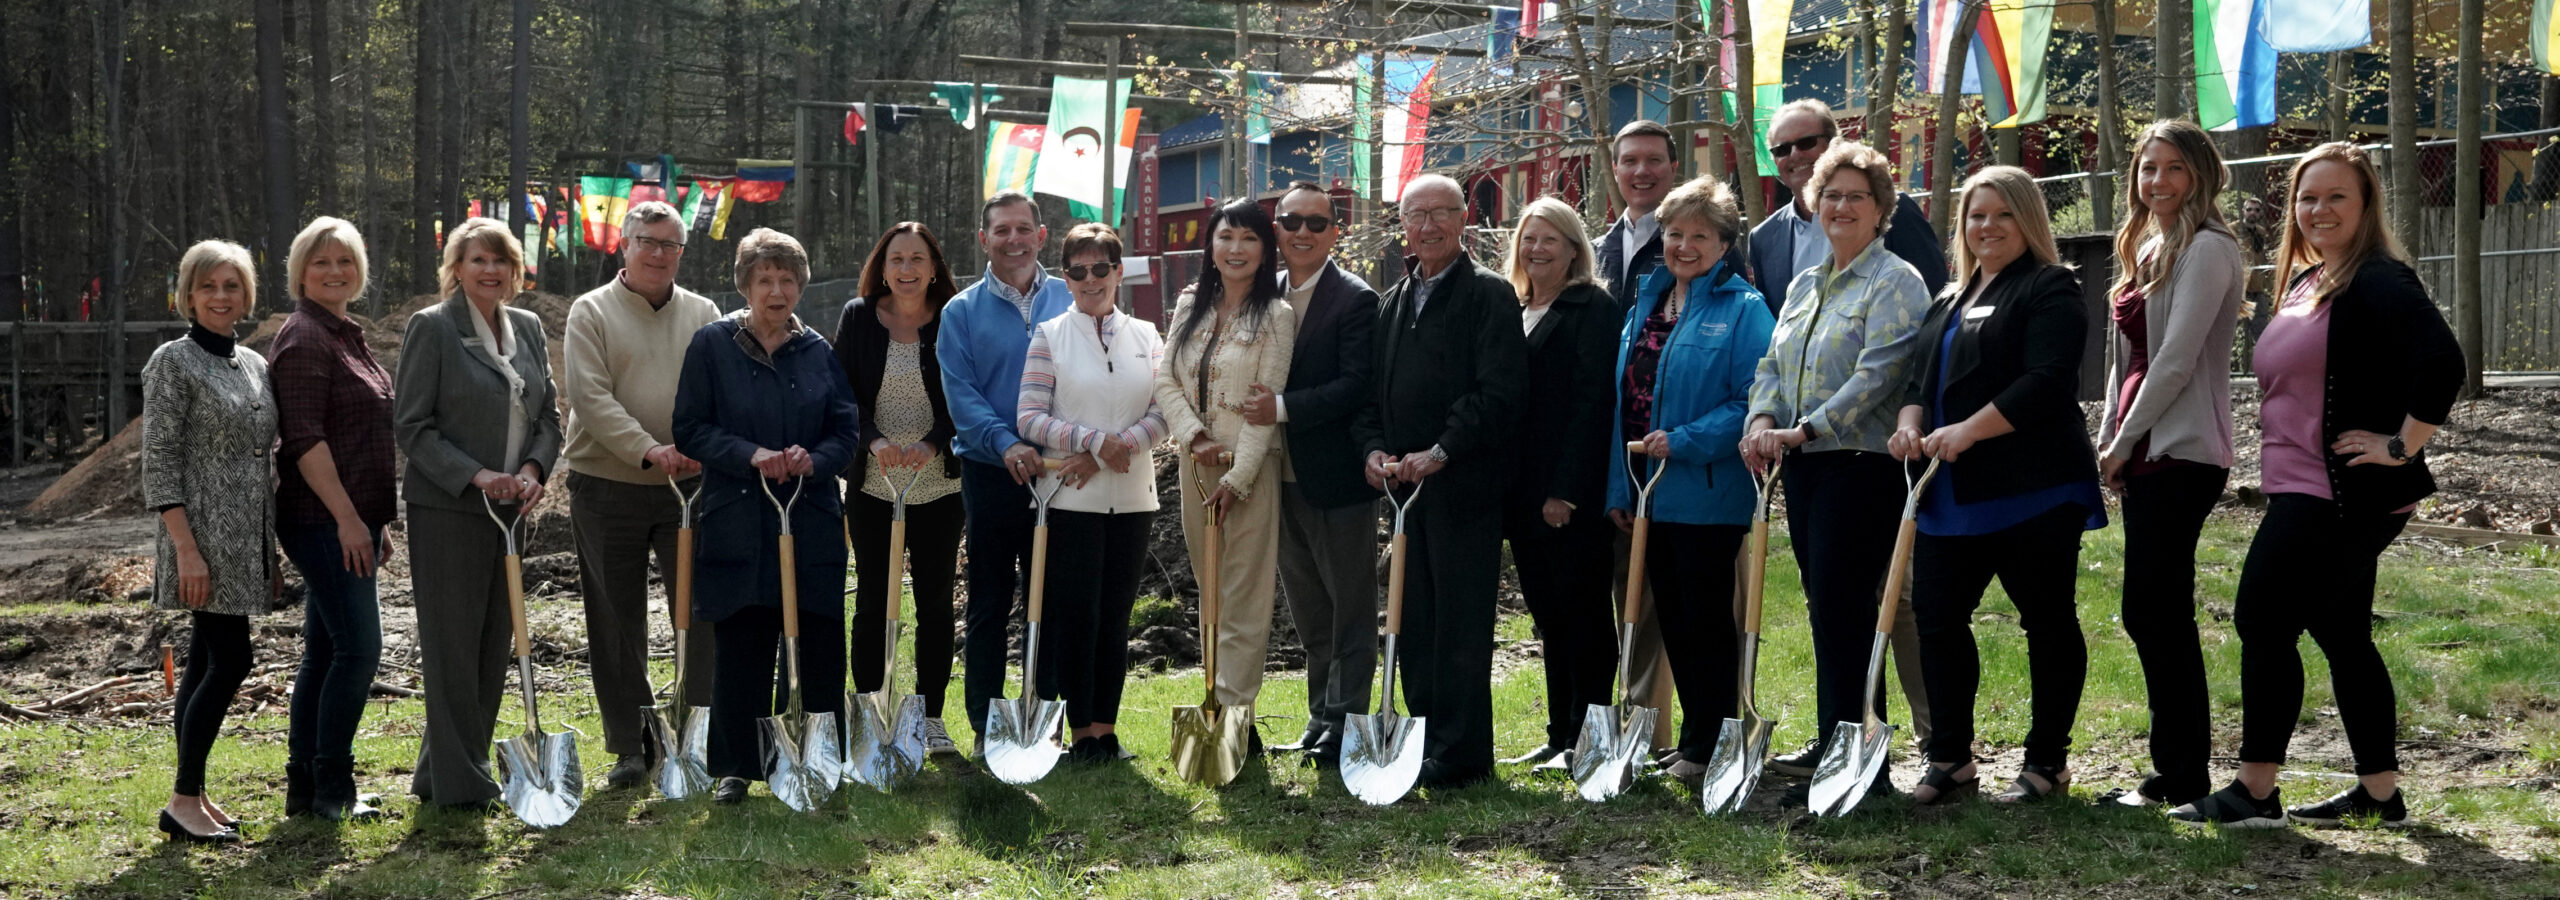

{"left": 1159, "top": 113, "right": 1227, "bottom": 151}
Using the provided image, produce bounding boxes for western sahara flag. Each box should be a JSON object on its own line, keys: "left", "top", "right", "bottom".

{"left": 1032, "top": 75, "right": 1139, "bottom": 222}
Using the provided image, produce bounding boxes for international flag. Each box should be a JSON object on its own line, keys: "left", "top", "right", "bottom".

{"left": 2533, "top": 0, "right": 2560, "bottom": 73}
{"left": 985, "top": 122, "right": 1044, "bottom": 200}
{"left": 1708, "top": 0, "right": 1792, "bottom": 174}
{"left": 845, "top": 105, "right": 867, "bottom": 145}
{"left": 2196, "top": 0, "right": 2277, "bottom": 130}
{"left": 1351, "top": 63, "right": 1375, "bottom": 199}
{"left": 2267, "top": 0, "right": 2371, "bottom": 51}
{"left": 1490, "top": 8, "right": 1520, "bottom": 75}
{"left": 1520, "top": 0, "right": 1549, "bottom": 39}
{"left": 1974, "top": 0, "right": 2054, "bottom": 128}
{"left": 578, "top": 176, "right": 634, "bottom": 253}
{"left": 1380, "top": 57, "right": 1438, "bottom": 203}
{"left": 1032, "top": 75, "right": 1139, "bottom": 222}
{"left": 931, "top": 83, "right": 1002, "bottom": 129}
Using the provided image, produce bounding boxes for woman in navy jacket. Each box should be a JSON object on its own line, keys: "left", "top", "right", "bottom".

{"left": 1889, "top": 166, "right": 2104, "bottom": 806}
{"left": 1605, "top": 177, "right": 1777, "bottom": 785}
{"left": 673, "top": 228, "right": 862, "bottom": 804}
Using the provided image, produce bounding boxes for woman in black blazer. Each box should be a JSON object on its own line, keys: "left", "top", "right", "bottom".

{"left": 1496, "top": 197, "right": 1626, "bottom": 771}
{"left": 834, "top": 222, "right": 967, "bottom": 757}
{"left": 1888, "top": 167, "right": 2105, "bottom": 806}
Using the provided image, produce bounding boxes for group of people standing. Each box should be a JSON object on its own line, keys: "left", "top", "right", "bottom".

{"left": 140, "top": 101, "right": 2456, "bottom": 842}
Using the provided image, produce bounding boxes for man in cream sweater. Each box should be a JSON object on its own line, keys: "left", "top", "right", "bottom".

{"left": 562, "top": 201, "right": 723, "bottom": 790}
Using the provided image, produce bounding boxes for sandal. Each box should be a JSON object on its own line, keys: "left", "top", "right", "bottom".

{"left": 1912, "top": 762, "right": 1978, "bottom": 806}
{"left": 1992, "top": 763, "right": 2071, "bottom": 804}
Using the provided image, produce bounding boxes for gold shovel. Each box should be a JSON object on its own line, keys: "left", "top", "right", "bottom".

{"left": 1170, "top": 458, "right": 1253, "bottom": 786}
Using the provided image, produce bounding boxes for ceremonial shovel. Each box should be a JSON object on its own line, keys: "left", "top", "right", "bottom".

{"left": 1572, "top": 441, "right": 1664, "bottom": 802}
{"left": 757, "top": 476, "right": 842, "bottom": 812}
{"left": 485, "top": 493, "right": 583, "bottom": 828}
{"left": 643, "top": 476, "right": 712, "bottom": 800}
{"left": 1809, "top": 458, "right": 1940, "bottom": 817}
{"left": 982, "top": 459, "right": 1069, "bottom": 785}
{"left": 1170, "top": 462, "right": 1254, "bottom": 786}
{"left": 845, "top": 459, "right": 930, "bottom": 790}
{"left": 1340, "top": 464, "right": 1426, "bottom": 806}
{"left": 1700, "top": 456, "right": 1785, "bottom": 815}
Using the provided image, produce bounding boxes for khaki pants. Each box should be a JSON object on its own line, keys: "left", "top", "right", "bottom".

{"left": 1179, "top": 457, "right": 1282, "bottom": 708}
{"left": 1610, "top": 529, "right": 1677, "bottom": 750}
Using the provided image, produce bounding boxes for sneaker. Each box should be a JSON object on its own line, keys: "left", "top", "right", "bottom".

{"left": 1768, "top": 740, "right": 1822, "bottom": 777}
{"left": 922, "top": 718, "right": 959, "bottom": 758}
{"left": 1531, "top": 749, "right": 1575, "bottom": 775}
{"left": 1103, "top": 733, "right": 1135, "bottom": 761}
{"left": 1503, "top": 744, "right": 1567, "bottom": 767}
{"left": 605, "top": 753, "right": 651, "bottom": 790}
{"left": 714, "top": 777, "right": 750, "bottom": 805}
{"left": 2287, "top": 783, "right": 2411, "bottom": 828}
{"left": 2168, "top": 781, "right": 2288, "bottom": 829}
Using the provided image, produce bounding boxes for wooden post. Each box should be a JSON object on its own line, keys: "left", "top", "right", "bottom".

{"left": 1105, "top": 36, "right": 1122, "bottom": 230}
{"left": 2454, "top": 0, "right": 2484, "bottom": 395}
{"left": 792, "top": 103, "right": 811, "bottom": 233}
{"left": 865, "top": 103, "right": 883, "bottom": 238}
{"left": 2387, "top": 0, "right": 2420, "bottom": 247}
{"left": 10, "top": 324, "right": 22, "bottom": 465}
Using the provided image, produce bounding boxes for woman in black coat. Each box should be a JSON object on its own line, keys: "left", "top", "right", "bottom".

{"left": 1890, "top": 166, "right": 2105, "bottom": 806}
{"left": 835, "top": 222, "right": 965, "bottom": 758}
{"left": 1496, "top": 197, "right": 1626, "bottom": 772}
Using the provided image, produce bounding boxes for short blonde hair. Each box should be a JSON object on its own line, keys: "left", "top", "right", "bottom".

{"left": 175, "top": 240, "right": 257, "bottom": 322}
{"left": 1802, "top": 142, "right": 1899, "bottom": 237}
{"left": 286, "top": 216, "right": 369, "bottom": 304}
{"left": 1503, "top": 196, "right": 1597, "bottom": 300}
{"left": 1949, "top": 166, "right": 2061, "bottom": 283}
{"left": 732, "top": 228, "right": 811, "bottom": 293}
{"left": 438, "top": 217, "right": 525, "bottom": 298}
{"left": 1656, "top": 176, "right": 1745, "bottom": 243}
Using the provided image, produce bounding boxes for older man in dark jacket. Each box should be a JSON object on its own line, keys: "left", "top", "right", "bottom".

{"left": 1352, "top": 174, "right": 1529, "bottom": 789}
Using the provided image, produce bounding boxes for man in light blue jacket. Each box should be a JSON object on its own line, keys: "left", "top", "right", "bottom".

{"left": 937, "top": 192, "right": 1075, "bottom": 753}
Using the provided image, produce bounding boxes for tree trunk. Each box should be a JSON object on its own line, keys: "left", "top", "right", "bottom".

{"left": 0, "top": 0, "right": 21, "bottom": 320}
{"left": 311, "top": 0, "right": 337, "bottom": 213}
{"left": 2325, "top": 51, "right": 2350, "bottom": 141}
{"left": 2453, "top": 0, "right": 2484, "bottom": 395}
{"left": 1928, "top": 0, "right": 1979, "bottom": 239}
{"left": 2157, "top": 0, "right": 2190, "bottom": 120}
{"left": 1866, "top": 0, "right": 1905, "bottom": 151}
{"left": 1732, "top": 0, "right": 1766, "bottom": 224}
{"left": 412, "top": 0, "right": 439, "bottom": 295}
{"left": 257, "top": 0, "right": 297, "bottom": 312}
{"left": 2386, "top": 0, "right": 2418, "bottom": 246}
{"left": 359, "top": 0, "right": 381, "bottom": 312}
{"left": 438, "top": 3, "right": 463, "bottom": 232}
{"left": 2534, "top": 76, "right": 2560, "bottom": 201}
{"left": 1562, "top": 2, "right": 1616, "bottom": 219}
{"left": 2093, "top": 0, "right": 2121, "bottom": 233}
{"left": 511, "top": 0, "right": 531, "bottom": 235}
{"left": 99, "top": 0, "right": 128, "bottom": 429}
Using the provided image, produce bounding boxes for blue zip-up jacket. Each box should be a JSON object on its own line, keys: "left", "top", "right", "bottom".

{"left": 1607, "top": 261, "right": 1777, "bottom": 527}
{"left": 936, "top": 265, "right": 1075, "bottom": 466}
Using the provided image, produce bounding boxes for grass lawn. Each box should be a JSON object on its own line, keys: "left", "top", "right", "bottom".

{"left": 2, "top": 519, "right": 2556, "bottom": 899}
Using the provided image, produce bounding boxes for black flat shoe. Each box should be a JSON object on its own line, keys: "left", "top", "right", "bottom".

{"left": 1766, "top": 741, "right": 1820, "bottom": 777}
{"left": 1912, "top": 763, "right": 1978, "bottom": 806}
{"left": 1992, "top": 763, "right": 2070, "bottom": 804}
{"left": 2168, "top": 781, "right": 2287, "bottom": 829}
{"left": 2288, "top": 783, "right": 2411, "bottom": 828}
{"left": 158, "top": 809, "right": 238, "bottom": 845}
{"left": 713, "top": 777, "right": 750, "bottom": 805}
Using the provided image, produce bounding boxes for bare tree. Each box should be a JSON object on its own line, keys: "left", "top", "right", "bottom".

{"left": 412, "top": 0, "right": 440, "bottom": 295}
{"left": 2386, "top": 0, "right": 2419, "bottom": 246}
{"left": 1927, "top": 0, "right": 1978, "bottom": 238}
{"left": 312, "top": 0, "right": 338, "bottom": 213}
{"left": 2453, "top": 0, "right": 2483, "bottom": 395}
{"left": 257, "top": 0, "right": 298, "bottom": 310}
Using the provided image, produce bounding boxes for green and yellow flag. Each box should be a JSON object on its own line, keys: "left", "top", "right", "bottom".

{"left": 984, "top": 121, "right": 1044, "bottom": 201}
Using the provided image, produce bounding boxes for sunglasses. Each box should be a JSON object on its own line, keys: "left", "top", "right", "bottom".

{"left": 1062, "top": 261, "right": 1119, "bottom": 281}
{"left": 1768, "top": 134, "right": 1826, "bottom": 159}
{"left": 1276, "top": 213, "right": 1334, "bottom": 233}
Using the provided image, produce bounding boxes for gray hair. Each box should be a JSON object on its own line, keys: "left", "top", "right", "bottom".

{"left": 733, "top": 228, "right": 811, "bottom": 292}
{"left": 621, "top": 200, "right": 684, "bottom": 247}
{"left": 1399, "top": 173, "right": 1464, "bottom": 208}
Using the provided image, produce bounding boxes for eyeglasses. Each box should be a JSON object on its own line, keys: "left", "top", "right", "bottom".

{"left": 1399, "top": 205, "right": 1464, "bottom": 227}
{"left": 1276, "top": 213, "right": 1334, "bottom": 233}
{"left": 1062, "top": 261, "right": 1119, "bottom": 281}
{"left": 1768, "top": 134, "right": 1827, "bottom": 159}
{"left": 1818, "top": 190, "right": 1876, "bottom": 207}
{"left": 628, "top": 235, "right": 686, "bottom": 255}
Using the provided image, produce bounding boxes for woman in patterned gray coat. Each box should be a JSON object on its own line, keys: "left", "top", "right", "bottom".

{"left": 144, "top": 240, "right": 277, "bottom": 844}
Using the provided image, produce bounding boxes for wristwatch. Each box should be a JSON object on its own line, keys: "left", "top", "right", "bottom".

{"left": 2386, "top": 434, "right": 2408, "bottom": 461}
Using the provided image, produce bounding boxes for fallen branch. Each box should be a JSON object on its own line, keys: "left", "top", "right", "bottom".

{"left": 0, "top": 698, "right": 55, "bottom": 721}
{"left": 31, "top": 675, "right": 144, "bottom": 712}
{"left": 369, "top": 681, "right": 421, "bottom": 698}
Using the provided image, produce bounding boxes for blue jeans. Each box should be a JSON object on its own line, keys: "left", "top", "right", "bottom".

{"left": 279, "top": 521, "right": 384, "bottom": 799}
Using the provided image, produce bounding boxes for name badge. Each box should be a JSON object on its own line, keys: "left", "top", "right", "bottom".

{"left": 1964, "top": 305, "right": 1996, "bottom": 321}
{"left": 1699, "top": 320, "right": 1731, "bottom": 338}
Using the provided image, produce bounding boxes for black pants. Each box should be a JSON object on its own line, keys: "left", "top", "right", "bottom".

{"left": 959, "top": 460, "right": 1037, "bottom": 733}
{"left": 1648, "top": 521, "right": 1748, "bottom": 758}
{"left": 1502, "top": 502, "right": 1618, "bottom": 749}
{"left": 2117, "top": 464, "right": 2228, "bottom": 797}
{"left": 1039, "top": 509, "right": 1150, "bottom": 729}
{"left": 1914, "top": 503, "right": 2091, "bottom": 769}
{"left": 2236, "top": 493, "right": 2411, "bottom": 775}
{"left": 172, "top": 611, "right": 252, "bottom": 796}
{"left": 707, "top": 604, "right": 847, "bottom": 781}
{"left": 1399, "top": 477, "right": 1504, "bottom": 780}
{"left": 849, "top": 490, "right": 965, "bottom": 718}
{"left": 1782, "top": 450, "right": 1904, "bottom": 749}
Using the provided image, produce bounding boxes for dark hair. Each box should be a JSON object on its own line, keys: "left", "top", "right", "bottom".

{"left": 1613, "top": 119, "right": 1676, "bottom": 160}
{"left": 1060, "top": 222, "right": 1123, "bottom": 264}
{"left": 981, "top": 191, "right": 1039, "bottom": 230}
{"left": 1279, "top": 180, "right": 1339, "bottom": 219}
{"left": 857, "top": 222, "right": 957, "bottom": 309}
{"left": 1174, "top": 199, "right": 1284, "bottom": 361}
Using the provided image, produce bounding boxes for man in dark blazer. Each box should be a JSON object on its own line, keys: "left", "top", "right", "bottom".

{"left": 1242, "top": 182, "right": 1378, "bottom": 764}
{"left": 1746, "top": 98, "right": 1948, "bottom": 311}
{"left": 1351, "top": 174, "right": 1529, "bottom": 789}
{"left": 1593, "top": 120, "right": 1675, "bottom": 306}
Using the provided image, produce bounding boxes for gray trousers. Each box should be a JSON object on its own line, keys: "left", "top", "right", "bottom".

{"left": 570, "top": 472, "right": 716, "bottom": 758}
{"left": 406, "top": 503, "right": 517, "bottom": 807}
{"left": 1276, "top": 480, "right": 1379, "bottom": 735}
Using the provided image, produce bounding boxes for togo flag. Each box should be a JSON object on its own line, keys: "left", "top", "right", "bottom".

{"left": 985, "top": 122, "right": 1044, "bottom": 201}
{"left": 2195, "top": 0, "right": 2277, "bottom": 131}
{"left": 578, "top": 176, "right": 634, "bottom": 253}
{"left": 1032, "top": 75, "right": 1139, "bottom": 222}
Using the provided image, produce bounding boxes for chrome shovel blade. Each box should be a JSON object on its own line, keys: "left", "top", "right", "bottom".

{"left": 844, "top": 690, "right": 928, "bottom": 790}
{"left": 644, "top": 704, "right": 712, "bottom": 800}
{"left": 760, "top": 711, "right": 843, "bottom": 812}
{"left": 1338, "top": 711, "right": 1426, "bottom": 805}
{"left": 982, "top": 697, "right": 1068, "bottom": 785}
{"left": 1808, "top": 719, "right": 1895, "bottom": 817}
{"left": 1698, "top": 707, "right": 1774, "bottom": 815}
{"left": 1569, "top": 702, "right": 1657, "bottom": 802}
{"left": 495, "top": 729, "right": 584, "bottom": 829}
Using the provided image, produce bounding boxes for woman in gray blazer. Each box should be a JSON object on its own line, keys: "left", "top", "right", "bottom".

{"left": 393, "top": 218, "right": 563, "bottom": 810}
{"left": 144, "top": 240, "right": 275, "bottom": 844}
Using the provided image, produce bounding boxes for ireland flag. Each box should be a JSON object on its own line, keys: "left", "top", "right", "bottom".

{"left": 984, "top": 122, "right": 1044, "bottom": 201}
{"left": 2195, "top": 0, "right": 2277, "bottom": 131}
{"left": 1032, "top": 75, "right": 1139, "bottom": 222}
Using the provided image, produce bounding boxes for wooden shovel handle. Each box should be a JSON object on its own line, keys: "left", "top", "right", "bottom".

{"left": 672, "top": 528, "right": 694, "bottom": 631}
{"left": 1383, "top": 532, "right": 1409, "bottom": 635}
{"left": 1742, "top": 517, "right": 1770, "bottom": 634}
{"left": 884, "top": 518, "right": 908, "bottom": 627}
{"left": 1028, "top": 524, "right": 1050, "bottom": 625}
{"left": 778, "top": 535, "right": 801, "bottom": 639}
{"left": 505, "top": 553, "right": 532, "bottom": 657}
{"left": 1201, "top": 515, "right": 1221, "bottom": 682}
{"left": 1619, "top": 517, "right": 1651, "bottom": 626}
{"left": 1872, "top": 516, "right": 1918, "bottom": 634}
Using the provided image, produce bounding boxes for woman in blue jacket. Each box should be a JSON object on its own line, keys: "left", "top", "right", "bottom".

{"left": 673, "top": 228, "right": 863, "bottom": 804}
{"left": 1606, "top": 177, "right": 1778, "bottom": 786}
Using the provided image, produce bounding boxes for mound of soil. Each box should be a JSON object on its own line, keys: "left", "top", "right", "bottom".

{"left": 19, "top": 417, "right": 144, "bottom": 522}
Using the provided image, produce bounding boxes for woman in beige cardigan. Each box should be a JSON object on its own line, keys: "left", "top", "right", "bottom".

{"left": 1155, "top": 199, "right": 1298, "bottom": 719}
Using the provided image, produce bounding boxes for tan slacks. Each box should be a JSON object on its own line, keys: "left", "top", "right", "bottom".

{"left": 1179, "top": 456, "right": 1282, "bottom": 708}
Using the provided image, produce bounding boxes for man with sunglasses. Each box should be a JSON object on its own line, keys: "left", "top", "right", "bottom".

{"left": 560, "top": 200, "right": 724, "bottom": 790}
{"left": 1745, "top": 99, "right": 1946, "bottom": 309}
{"left": 937, "top": 191, "right": 1076, "bottom": 756}
{"left": 1239, "top": 182, "right": 1380, "bottom": 765}
{"left": 1352, "top": 173, "right": 1529, "bottom": 790}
